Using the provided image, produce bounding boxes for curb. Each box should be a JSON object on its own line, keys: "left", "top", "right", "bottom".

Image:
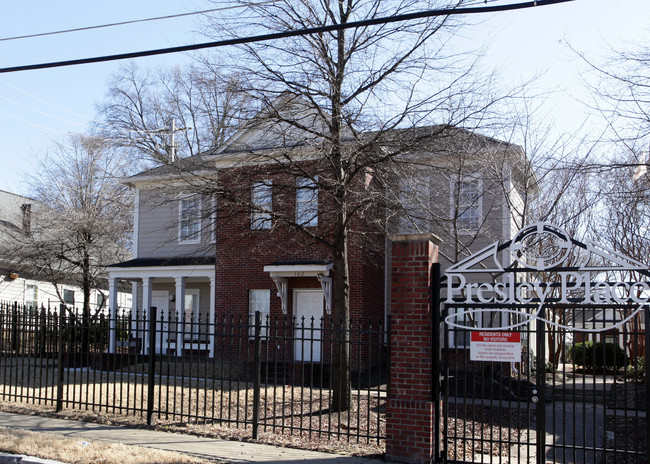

{"left": 0, "top": 453, "right": 66, "bottom": 464}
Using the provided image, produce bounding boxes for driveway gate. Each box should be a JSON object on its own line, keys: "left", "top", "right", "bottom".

{"left": 435, "top": 223, "right": 650, "bottom": 464}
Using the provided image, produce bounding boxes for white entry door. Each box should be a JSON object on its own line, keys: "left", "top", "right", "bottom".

{"left": 294, "top": 289, "right": 323, "bottom": 362}
{"left": 152, "top": 291, "right": 169, "bottom": 353}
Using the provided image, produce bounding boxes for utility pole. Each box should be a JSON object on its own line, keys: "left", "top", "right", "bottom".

{"left": 159, "top": 119, "right": 192, "bottom": 163}
{"left": 170, "top": 119, "right": 177, "bottom": 163}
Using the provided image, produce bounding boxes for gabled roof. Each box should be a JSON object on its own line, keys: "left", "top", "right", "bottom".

{"left": 125, "top": 94, "right": 533, "bottom": 188}
{"left": 217, "top": 93, "right": 340, "bottom": 154}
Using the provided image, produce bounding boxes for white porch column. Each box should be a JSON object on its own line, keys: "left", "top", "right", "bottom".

{"left": 130, "top": 281, "right": 140, "bottom": 334}
{"left": 108, "top": 277, "right": 118, "bottom": 353}
{"left": 142, "top": 277, "right": 152, "bottom": 355}
{"left": 175, "top": 277, "right": 186, "bottom": 357}
{"left": 208, "top": 276, "right": 216, "bottom": 358}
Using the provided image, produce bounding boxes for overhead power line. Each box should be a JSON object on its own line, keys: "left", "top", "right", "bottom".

{"left": 0, "top": 0, "right": 575, "bottom": 75}
{"left": 0, "top": 2, "right": 281, "bottom": 43}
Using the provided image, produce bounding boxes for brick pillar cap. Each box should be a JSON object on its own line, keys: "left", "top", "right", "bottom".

{"left": 389, "top": 233, "right": 442, "bottom": 245}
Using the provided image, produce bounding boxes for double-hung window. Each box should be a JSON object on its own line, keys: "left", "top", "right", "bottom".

{"left": 398, "top": 177, "right": 430, "bottom": 233}
{"left": 251, "top": 181, "right": 272, "bottom": 230}
{"left": 179, "top": 196, "right": 201, "bottom": 243}
{"left": 96, "top": 293, "right": 106, "bottom": 311}
{"left": 25, "top": 284, "right": 38, "bottom": 309}
{"left": 453, "top": 177, "right": 482, "bottom": 231}
{"left": 296, "top": 177, "right": 318, "bottom": 227}
{"left": 211, "top": 195, "right": 217, "bottom": 243}
{"left": 249, "top": 289, "right": 270, "bottom": 338}
{"left": 63, "top": 289, "right": 75, "bottom": 307}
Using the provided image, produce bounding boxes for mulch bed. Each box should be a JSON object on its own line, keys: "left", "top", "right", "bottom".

{"left": 601, "top": 416, "right": 648, "bottom": 464}
{"left": 444, "top": 404, "right": 531, "bottom": 462}
{"left": 607, "top": 382, "right": 647, "bottom": 411}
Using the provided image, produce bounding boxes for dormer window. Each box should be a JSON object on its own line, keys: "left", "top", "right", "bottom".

{"left": 179, "top": 196, "right": 201, "bottom": 243}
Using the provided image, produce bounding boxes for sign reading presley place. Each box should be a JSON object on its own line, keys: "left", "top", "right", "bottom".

{"left": 444, "top": 222, "right": 650, "bottom": 334}
{"left": 470, "top": 331, "right": 521, "bottom": 362}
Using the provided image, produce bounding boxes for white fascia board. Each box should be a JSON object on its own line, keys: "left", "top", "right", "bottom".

{"left": 263, "top": 263, "right": 333, "bottom": 278}
{"left": 108, "top": 264, "right": 215, "bottom": 281}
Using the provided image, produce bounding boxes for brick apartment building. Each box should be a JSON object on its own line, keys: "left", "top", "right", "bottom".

{"left": 108, "top": 96, "right": 528, "bottom": 360}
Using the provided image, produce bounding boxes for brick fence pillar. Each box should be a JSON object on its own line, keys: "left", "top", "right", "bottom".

{"left": 386, "top": 234, "right": 439, "bottom": 464}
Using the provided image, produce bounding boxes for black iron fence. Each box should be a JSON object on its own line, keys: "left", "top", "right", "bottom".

{"left": 0, "top": 302, "right": 387, "bottom": 445}
{"left": 442, "top": 302, "right": 649, "bottom": 464}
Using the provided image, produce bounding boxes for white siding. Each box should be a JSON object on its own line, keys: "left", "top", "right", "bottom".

{"left": 0, "top": 272, "right": 131, "bottom": 312}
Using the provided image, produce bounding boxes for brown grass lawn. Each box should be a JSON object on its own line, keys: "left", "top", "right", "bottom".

{"left": 3, "top": 356, "right": 581, "bottom": 462}
{"left": 0, "top": 356, "right": 386, "bottom": 457}
{"left": 0, "top": 427, "right": 216, "bottom": 464}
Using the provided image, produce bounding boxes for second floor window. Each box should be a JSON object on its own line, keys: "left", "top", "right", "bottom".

{"left": 296, "top": 177, "right": 318, "bottom": 227}
{"left": 179, "top": 196, "right": 201, "bottom": 243}
{"left": 251, "top": 181, "right": 272, "bottom": 230}
{"left": 453, "top": 177, "right": 482, "bottom": 231}
{"left": 398, "top": 177, "right": 430, "bottom": 234}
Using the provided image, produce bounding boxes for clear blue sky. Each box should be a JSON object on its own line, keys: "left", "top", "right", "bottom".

{"left": 0, "top": 0, "right": 647, "bottom": 195}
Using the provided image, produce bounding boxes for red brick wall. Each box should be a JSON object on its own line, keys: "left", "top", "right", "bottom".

{"left": 214, "top": 167, "right": 385, "bottom": 364}
{"left": 386, "top": 236, "right": 438, "bottom": 464}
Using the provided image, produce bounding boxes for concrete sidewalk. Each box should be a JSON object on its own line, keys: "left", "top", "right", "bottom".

{"left": 0, "top": 412, "right": 383, "bottom": 464}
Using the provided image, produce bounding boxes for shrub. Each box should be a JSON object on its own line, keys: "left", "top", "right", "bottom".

{"left": 568, "top": 341, "right": 594, "bottom": 367}
{"left": 592, "top": 342, "right": 625, "bottom": 369}
{"left": 626, "top": 357, "right": 646, "bottom": 381}
{"left": 569, "top": 341, "right": 625, "bottom": 369}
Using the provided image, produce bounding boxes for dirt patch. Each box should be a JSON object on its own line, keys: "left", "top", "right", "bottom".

{"left": 444, "top": 404, "right": 531, "bottom": 462}
{"left": 600, "top": 416, "right": 647, "bottom": 464}
{"left": 608, "top": 382, "right": 647, "bottom": 411}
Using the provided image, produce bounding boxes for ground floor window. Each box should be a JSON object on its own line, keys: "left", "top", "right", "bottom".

{"left": 249, "top": 289, "right": 270, "bottom": 337}
{"left": 25, "top": 284, "right": 38, "bottom": 309}
{"left": 63, "top": 289, "right": 75, "bottom": 307}
{"left": 184, "top": 289, "right": 200, "bottom": 338}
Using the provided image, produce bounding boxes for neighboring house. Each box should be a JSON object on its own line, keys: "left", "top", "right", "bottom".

{"left": 0, "top": 189, "right": 131, "bottom": 312}
{"left": 108, "top": 98, "right": 529, "bottom": 360}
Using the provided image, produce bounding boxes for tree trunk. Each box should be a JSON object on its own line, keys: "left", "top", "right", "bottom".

{"left": 81, "top": 248, "right": 92, "bottom": 357}
{"left": 331, "top": 231, "right": 351, "bottom": 412}
{"left": 329, "top": 15, "right": 352, "bottom": 411}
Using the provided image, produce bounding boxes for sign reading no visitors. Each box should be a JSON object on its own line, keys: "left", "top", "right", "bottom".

{"left": 470, "top": 331, "right": 521, "bottom": 362}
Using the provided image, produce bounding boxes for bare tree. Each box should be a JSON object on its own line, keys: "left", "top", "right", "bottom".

{"left": 98, "top": 0, "right": 529, "bottom": 410}
{"left": 6, "top": 134, "right": 132, "bottom": 354}
{"left": 96, "top": 62, "right": 251, "bottom": 166}
{"left": 595, "top": 152, "right": 649, "bottom": 360}
{"left": 196, "top": 0, "right": 521, "bottom": 410}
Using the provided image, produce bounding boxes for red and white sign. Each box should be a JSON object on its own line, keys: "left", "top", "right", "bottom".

{"left": 470, "top": 331, "right": 521, "bottom": 362}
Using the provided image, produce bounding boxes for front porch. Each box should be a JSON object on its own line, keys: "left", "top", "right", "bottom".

{"left": 107, "top": 257, "right": 216, "bottom": 357}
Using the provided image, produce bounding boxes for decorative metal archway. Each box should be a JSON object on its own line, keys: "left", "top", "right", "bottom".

{"left": 434, "top": 223, "right": 649, "bottom": 464}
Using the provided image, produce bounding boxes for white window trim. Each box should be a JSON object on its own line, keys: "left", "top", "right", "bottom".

{"left": 178, "top": 195, "right": 202, "bottom": 244}
{"left": 450, "top": 175, "right": 483, "bottom": 233}
{"left": 296, "top": 176, "right": 318, "bottom": 227}
{"left": 251, "top": 181, "right": 272, "bottom": 230}
{"left": 211, "top": 195, "right": 217, "bottom": 243}
{"left": 25, "top": 283, "right": 38, "bottom": 309}
{"left": 133, "top": 188, "right": 140, "bottom": 257}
